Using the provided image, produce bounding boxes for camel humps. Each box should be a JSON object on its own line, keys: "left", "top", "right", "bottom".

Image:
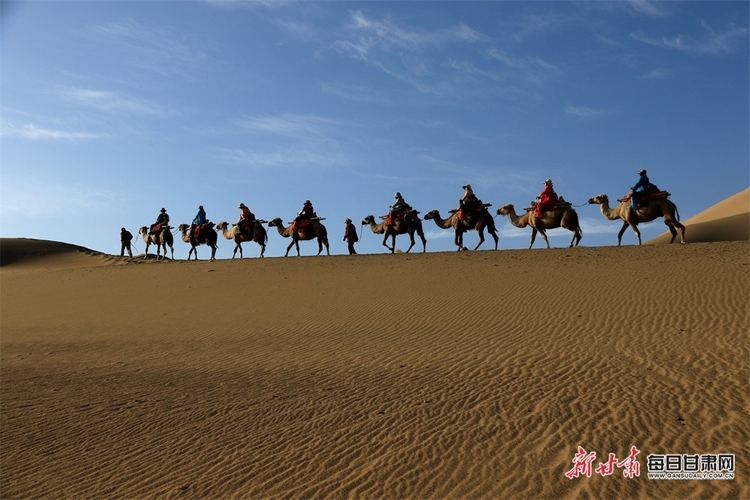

{"left": 177, "top": 224, "right": 218, "bottom": 261}
{"left": 216, "top": 221, "right": 267, "bottom": 259}
{"left": 362, "top": 212, "right": 426, "bottom": 254}
{"left": 588, "top": 194, "right": 685, "bottom": 245}
{"left": 423, "top": 209, "right": 499, "bottom": 251}
{"left": 497, "top": 204, "right": 582, "bottom": 249}
{"left": 268, "top": 218, "right": 330, "bottom": 257}
{"left": 138, "top": 226, "right": 174, "bottom": 260}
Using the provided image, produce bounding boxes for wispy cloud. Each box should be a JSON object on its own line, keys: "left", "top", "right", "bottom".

{"left": 217, "top": 113, "right": 351, "bottom": 168}
{"left": 331, "top": 10, "right": 489, "bottom": 85}
{"left": 56, "top": 87, "right": 168, "bottom": 116}
{"left": 640, "top": 68, "right": 672, "bottom": 80}
{"left": 487, "top": 48, "right": 561, "bottom": 83}
{"left": 1, "top": 123, "right": 105, "bottom": 141}
{"left": 1, "top": 179, "right": 120, "bottom": 216}
{"left": 89, "top": 18, "right": 207, "bottom": 76}
{"left": 626, "top": 0, "right": 666, "bottom": 18}
{"left": 232, "top": 113, "right": 340, "bottom": 140}
{"left": 564, "top": 105, "right": 609, "bottom": 118}
{"left": 630, "top": 21, "right": 749, "bottom": 55}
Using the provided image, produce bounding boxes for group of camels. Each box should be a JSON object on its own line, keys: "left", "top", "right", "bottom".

{"left": 134, "top": 193, "right": 685, "bottom": 260}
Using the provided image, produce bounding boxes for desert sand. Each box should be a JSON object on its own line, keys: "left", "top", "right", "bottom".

{"left": 1, "top": 194, "right": 748, "bottom": 499}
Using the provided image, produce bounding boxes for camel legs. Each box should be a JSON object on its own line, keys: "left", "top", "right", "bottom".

{"left": 664, "top": 217, "right": 686, "bottom": 244}
{"left": 232, "top": 242, "right": 242, "bottom": 259}
{"left": 284, "top": 239, "right": 298, "bottom": 257}
{"left": 454, "top": 229, "right": 466, "bottom": 251}
{"left": 405, "top": 232, "right": 416, "bottom": 253}
{"left": 618, "top": 220, "right": 641, "bottom": 246}
{"left": 382, "top": 232, "right": 395, "bottom": 253}
{"left": 418, "top": 230, "right": 427, "bottom": 253}
{"left": 568, "top": 228, "right": 582, "bottom": 248}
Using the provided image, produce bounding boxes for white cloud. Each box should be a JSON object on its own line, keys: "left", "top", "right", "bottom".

{"left": 564, "top": 105, "right": 608, "bottom": 118}
{"left": 1, "top": 123, "right": 105, "bottom": 141}
{"left": 630, "top": 22, "right": 749, "bottom": 55}
{"left": 57, "top": 87, "right": 168, "bottom": 116}
{"left": 1, "top": 179, "right": 120, "bottom": 216}
{"left": 90, "top": 18, "right": 207, "bottom": 76}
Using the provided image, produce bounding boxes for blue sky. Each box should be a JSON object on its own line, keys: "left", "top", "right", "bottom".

{"left": 2, "top": 1, "right": 748, "bottom": 258}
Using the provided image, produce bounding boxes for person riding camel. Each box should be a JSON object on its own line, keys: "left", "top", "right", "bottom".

{"left": 150, "top": 208, "right": 169, "bottom": 234}
{"left": 535, "top": 179, "right": 559, "bottom": 218}
{"left": 238, "top": 203, "right": 255, "bottom": 233}
{"left": 387, "top": 192, "right": 411, "bottom": 226}
{"left": 630, "top": 169, "right": 653, "bottom": 209}
{"left": 190, "top": 205, "right": 207, "bottom": 241}
{"left": 458, "top": 184, "right": 482, "bottom": 220}
{"left": 292, "top": 200, "right": 314, "bottom": 233}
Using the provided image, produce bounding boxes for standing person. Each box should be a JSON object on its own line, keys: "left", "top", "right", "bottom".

{"left": 630, "top": 169, "right": 652, "bottom": 209}
{"left": 343, "top": 218, "right": 358, "bottom": 255}
{"left": 190, "top": 205, "right": 207, "bottom": 239}
{"left": 120, "top": 227, "right": 133, "bottom": 257}
{"left": 535, "top": 179, "right": 559, "bottom": 218}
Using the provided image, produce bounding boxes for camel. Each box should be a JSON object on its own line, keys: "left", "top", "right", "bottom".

{"left": 497, "top": 204, "right": 582, "bottom": 249}
{"left": 423, "top": 209, "right": 498, "bottom": 251}
{"left": 587, "top": 194, "right": 685, "bottom": 245}
{"left": 268, "top": 218, "right": 330, "bottom": 257}
{"left": 216, "top": 221, "right": 267, "bottom": 258}
{"left": 177, "top": 223, "right": 218, "bottom": 261}
{"left": 362, "top": 211, "right": 426, "bottom": 253}
{"left": 138, "top": 226, "right": 174, "bottom": 260}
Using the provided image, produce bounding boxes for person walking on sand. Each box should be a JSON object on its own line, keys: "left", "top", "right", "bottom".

{"left": 120, "top": 227, "right": 133, "bottom": 257}
{"left": 344, "top": 218, "right": 358, "bottom": 255}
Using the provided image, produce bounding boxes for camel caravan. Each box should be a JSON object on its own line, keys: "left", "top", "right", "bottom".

{"left": 128, "top": 171, "right": 685, "bottom": 260}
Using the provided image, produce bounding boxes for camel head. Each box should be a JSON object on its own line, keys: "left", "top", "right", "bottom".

{"left": 215, "top": 221, "right": 228, "bottom": 231}
{"left": 138, "top": 226, "right": 148, "bottom": 236}
{"left": 362, "top": 215, "right": 376, "bottom": 225}
{"left": 178, "top": 224, "right": 190, "bottom": 232}
{"left": 587, "top": 194, "right": 608, "bottom": 205}
{"left": 497, "top": 204, "right": 514, "bottom": 216}
{"left": 423, "top": 210, "right": 439, "bottom": 221}
{"left": 268, "top": 218, "right": 283, "bottom": 228}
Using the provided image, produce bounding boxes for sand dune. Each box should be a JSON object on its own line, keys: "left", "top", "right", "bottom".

{"left": 1, "top": 230, "right": 747, "bottom": 499}
{"left": 648, "top": 188, "right": 749, "bottom": 244}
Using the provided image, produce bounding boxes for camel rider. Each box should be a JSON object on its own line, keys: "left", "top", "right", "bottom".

{"left": 150, "top": 208, "right": 169, "bottom": 234}
{"left": 292, "top": 200, "right": 314, "bottom": 233}
{"left": 535, "top": 179, "right": 559, "bottom": 218}
{"left": 190, "top": 205, "right": 207, "bottom": 240}
{"left": 238, "top": 203, "right": 255, "bottom": 233}
{"left": 458, "top": 184, "right": 481, "bottom": 220}
{"left": 387, "top": 192, "right": 411, "bottom": 226}
{"left": 630, "top": 169, "right": 652, "bottom": 209}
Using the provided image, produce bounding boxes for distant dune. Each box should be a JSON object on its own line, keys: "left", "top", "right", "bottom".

{"left": 1, "top": 229, "right": 748, "bottom": 498}
{"left": 648, "top": 187, "right": 749, "bottom": 244}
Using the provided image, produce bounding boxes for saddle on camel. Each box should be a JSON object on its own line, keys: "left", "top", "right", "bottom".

{"left": 619, "top": 184, "right": 671, "bottom": 208}
{"left": 190, "top": 221, "right": 215, "bottom": 245}
{"left": 291, "top": 200, "right": 325, "bottom": 233}
{"left": 386, "top": 192, "right": 413, "bottom": 226}
{"left": 454, "top": 184, "right": 491, "bottom": 221}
